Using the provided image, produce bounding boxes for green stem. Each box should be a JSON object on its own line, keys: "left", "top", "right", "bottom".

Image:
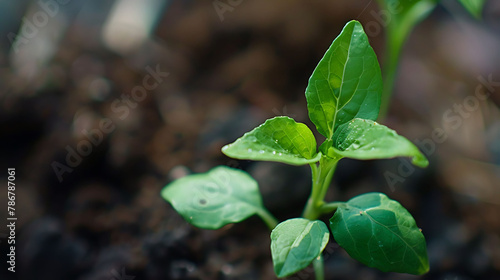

{"left": 302, "top": 156, "right": 339, "bottom": 280}
{"left": 317, "top": 165, "right": 336, "bottom": 207}
{"left": 379, "top": 25, "right": 405, "bottom": 120}
{"left": 257, "top": 208, "right": 279, "bottom": 230}
{"left": 312, "top": 254, "right": 325, "bottom": 280}
{"left": 378, "top": 0, "right": 437, "bottom": 119}
{"left": 303, "top": 157, "right": 338, "bottom": 221}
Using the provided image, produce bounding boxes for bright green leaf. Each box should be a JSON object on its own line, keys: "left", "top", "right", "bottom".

{"left": 330, "top": 192, "right": 429, "bottom": 275}
{"left": 326, "top": 118, "right": 428, "bottom": 168}
{"left": 222, "top": 116, "right": 321, "bottom": 165}
{"left": 161, "top": 166, "right": 265, "bottom": 229}
{"left": 457, "top": 0, "right": 485, "bottom": 19}
{"left": 271, "top": 218, "right": 330, "bottom": 278}
{"left": 305, "top": 20, "right": 382, "bottom": 139}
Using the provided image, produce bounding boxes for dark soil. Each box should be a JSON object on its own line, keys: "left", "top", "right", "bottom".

{"left": 1, "top": 1, "right": 500, "bottom": 280}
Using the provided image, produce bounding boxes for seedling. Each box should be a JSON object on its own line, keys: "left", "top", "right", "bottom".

{"left": 376, "top": 0, "right": 486, "bottom": 118}
{"left": 162, "top": 20, "right": 430, "bottom": 279}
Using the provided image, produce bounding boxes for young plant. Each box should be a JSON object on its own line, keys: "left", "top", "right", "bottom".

{"left": 376, "top": 0, "right": 486, "bottom": 118}
{"left": 162, "top": 20, "right": 430, "bottom": 279}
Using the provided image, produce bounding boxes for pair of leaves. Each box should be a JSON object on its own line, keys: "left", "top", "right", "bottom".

{"left": 161, "top": 166, "right": 266, "bottom": 229}
{"left": 223, "top": 21, "right": 428, "bottom": 168}
{"left": 271, "top": 193, "right": 429, "bottom": 278}
{"left": 222, "top": 115, "right": 428, "bottom": 168}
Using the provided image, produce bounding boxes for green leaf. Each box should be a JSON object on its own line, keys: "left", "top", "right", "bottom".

{"left": 222, "top": 116, "right": 321, "bottom": 165}
{"left": 326, "top": 118, "right": 428, "bottom": 168}
{"left": 271, "top": 218, "right": 330, "bottom": 278}
{"left": 305, "top": 20, "right": 382, "bottom": 139}
{"left": 161, "top": 166, "right": 265, "bottom": 229}
{"left": 330, "top": 192, "right": 429, "bottom": 275}
{"left": 457, "top": 0, "right": 485, "bottom": 19}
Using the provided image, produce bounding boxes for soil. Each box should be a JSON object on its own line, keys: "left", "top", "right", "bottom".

{"left": 1, "top": 1, "right": 500, "bottom": 280}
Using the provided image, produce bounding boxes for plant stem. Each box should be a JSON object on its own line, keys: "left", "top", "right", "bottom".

{"left": 379, "top": 25, "right": 404, "bottom": 120}
{"left": 303, "top": 157, "right": 338, "bottom": 221}
{"left": 302, "top": 157, "right": 339, "bottom": 280}
{"left": 257, "top": 208, "right": 279, "bottom": 230}
{"left": 378, "top": 0, "right": 437, "bottom": 119}
{"left": 312, "top": 255, "right": 325, "bottom": 280}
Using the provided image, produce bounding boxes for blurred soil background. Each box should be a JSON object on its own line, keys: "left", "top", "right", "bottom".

{"left": 0, "top": 0, "right": 500, "bottom": 279}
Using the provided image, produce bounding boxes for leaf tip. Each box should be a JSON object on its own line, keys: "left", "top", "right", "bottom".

{"left": 346, "top": 19, "right": 361, "bottom": 27}
{"left": 160, "top": 188, "right": 169, "bottom": 202}
{"left": 221, "top": 143, "right": 236, "bottom": 159}
{"left": 418, "top": 262, "right": 430, "bottom": 275}
{"left": 412, "top": 154, "right": 429, "bottom": 168}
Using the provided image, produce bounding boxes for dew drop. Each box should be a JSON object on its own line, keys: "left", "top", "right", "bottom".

{"left": 247, "top": 148, "right": 252, "bottom": 152}
{"left": 259, "top": 150, "right": 265, "bottom": 154}
{"left": 272, "top": 151, "right": 276, "bottom": 155}
{"left": 278, "top": 152, "right": 283, "bottom": 156}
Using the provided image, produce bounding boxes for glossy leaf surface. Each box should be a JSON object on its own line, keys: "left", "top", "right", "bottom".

{"left": 305, "top": 20, "right": 382, "bottom": 139}
{"left": 222, "top": 116, "right": 320, "bottom": 165}
{"left": 330, "top": 192, "right": 429, "bottom": 275}
{"left": 327, "top": 118, "right": 428, "bottom": 168}
{"left": 161, "top": 166, "right": 264, "bottom": 229}
{"left": 271, "top": 218, "right": 330, "bottom": 278}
